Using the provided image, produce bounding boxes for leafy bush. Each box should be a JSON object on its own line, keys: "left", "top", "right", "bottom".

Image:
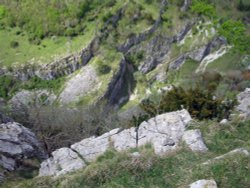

{"left": 140, "top": 86, "right": 236, "bottom": 120}
{"left": 0, "top": 5, "right": 6, "bottom": 19}
{"left": 0, "top": 76, "right": 20, "bottom": 99}
{"left": 219, "top": 19, "right": 249, "bottom": 52}
{"left": 97, "top": 63, "right": 111, "bottom": 75}
{"left": 191, "top": 0, "right": 216, "bottom": 18}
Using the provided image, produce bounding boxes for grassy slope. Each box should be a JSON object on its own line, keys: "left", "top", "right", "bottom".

{"left": 2, "top": 119, "right": 249, "bottom": 188}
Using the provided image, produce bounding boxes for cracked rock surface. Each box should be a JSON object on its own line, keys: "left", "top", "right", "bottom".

{"left": 39, "top": 109, "right": 208, "bottom": 177}
{"left": 0, "top": 122, "right": 46, "bottom": 173}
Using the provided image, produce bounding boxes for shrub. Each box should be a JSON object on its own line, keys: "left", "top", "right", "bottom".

{"left": 140, "top": 86, "right": 236, "bottom": 120}
{"left": 191, "top": 0, "right": 216, "bottom": 18}
{"left": 219, "top": 19, "right": 249, "bottom": 52}
{"left": 0, "top": 5, "right": 6, "bottom": 19}
{"left": 97, "top": 63, "right": 111, "bottom": 75}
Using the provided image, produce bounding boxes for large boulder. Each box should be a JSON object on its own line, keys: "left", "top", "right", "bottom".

{"left": 189, "top": 179, "right": 217, "bottom": 188}
{"left": 182, "top": 129, "right": 208, "bottom": 152}
{"left": 39, "top": 148, "right": 86, "bottom": 177}
{"left": 0, "top": 122, "right": 47, "bottom": 172}
{"left": 236, "top": 88, "right": 250, "bottom": 118}
{"left": 40, "top": 110, "right": 202, "bottom": 177}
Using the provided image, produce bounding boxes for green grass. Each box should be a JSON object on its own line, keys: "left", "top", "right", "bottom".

{"left": 0, "top": 26, "right": 95, "bottom": 67}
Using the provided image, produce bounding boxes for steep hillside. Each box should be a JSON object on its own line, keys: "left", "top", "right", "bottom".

{"left": 0, "top": 0, "right": 250, "bottom": 187}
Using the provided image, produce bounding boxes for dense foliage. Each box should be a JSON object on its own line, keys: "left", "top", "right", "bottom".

{"left": 219, "top": 20, "right": 249, "bottom": 52}
{"left": 140, "top": 86, "right": 236, "bottom": 120}
{"left": 191, "top": 0, "right": 216, "bottom": 18}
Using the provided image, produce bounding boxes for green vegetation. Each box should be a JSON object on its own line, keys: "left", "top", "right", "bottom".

{"left": 140, "top": 86, "right": 236, "bottom": 121}
{"left": 191, "top": 0, "right": 216, "bottom": 18}
{"left": 219, "top": 19, "right": 249, "bottom": 52}
{"left": 0, "top": 75, "right": 64, "bottom": 100}
{"left": 0, "top": 0, "right": 117, "bottom": 39}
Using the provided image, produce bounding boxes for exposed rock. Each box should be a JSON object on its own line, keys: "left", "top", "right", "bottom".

{"left": 182, "top": 129, "right": 208, "bottom": 152}
{"left": 118, "top": 0, "right": 168, "bottom": 54}
{"left": 71, "top": 128, "right": 120, "bottom": 162}
{"left": 59, "top": 65, "right": 99, "bottom": 104}
{"left": 0, "top": 122, "right": 47, "bottom": 172}
{"left": 236, "top": 88, "right": 250, "bottom": 118}
{"left": 39, "top": 148, "right": 86, "bottom": 177}
{"left": 219, "top": 119, "right": 228, "bottom": 125}
{"left": 203, "top": 148, "right": 250, "bottom": 165}
{"left": 169, "top": 55, "right": 186, "bottom": 70}
{"left": 188, "top": 46, "right": 208, "bottom": 62}
{"left": 181, "top": 0, "right": 192, "bottom": 12}
{"left": 39, "top": 110, "right": 194, "bottom": 176}
{"left": 0, "top": 155, "right": 16, "bottom": 171}
{"left": 9, "top": 89, "right": 56, "bottom": 110}
{"left": 195, "top": 45, "right": 231, "bottom": 73}
{"left": 188, "top": 36, "right": 228, "bottom": 63}
{"left": 103, "top": 58, "right": 134, "bottom": 107}
{"left": 131, "top": 152, "right": 141, "bottom": 158}
{"left": 189, "top": 179, "right": 217, "bottom": 188}
{"left": 138, "top": 35, "right": 172, "bottom": 73}
{"left": 135, "top": 109, "right": 192, "bottom": 155}
{"left": 174, "top": 23, "right": 193, "bottom": 43}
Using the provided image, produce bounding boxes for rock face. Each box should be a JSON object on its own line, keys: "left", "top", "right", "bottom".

{"left": 182, "top": 130, "right": 208, "bottom": 152}
{"left": 0, "top": 122, "right": 47, "bottom": 172}
{"left": 9, "top": 89, "right": 56, "bottom": 111}
{"left": 39, "top": 148, "right": 86, "bottom": 177}
{"left": 39, "top": 110, "right": 208, "bottom": 177}
{"left": 59, "top": 65, "right": 99, "bottom": 104}
{"left": 236, "top": 88, "right": 250, "bottom": 118}
{"left": 189, "top": 179, "right": 217, "bottom": 188}
{"left": 103, "top": 58, "right": 134, "bottom": 107}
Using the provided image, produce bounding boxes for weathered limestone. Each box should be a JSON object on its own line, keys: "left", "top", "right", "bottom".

{"left": 236, "top": 88, "right": 250, "bottom": 118}
{"left": 189, "top": 179, "right": 217, "bottom": 188}
{"left": 0, "top": 122, "right": 46, "bottom": 172}
{"left": 71, "top": 128, "right": 120, "bottom": 162}
{"left": 39, "top": 148, "right": 86, "bottom": 177}
{"left": 59, "top": 65, "right": 99, "bottom": 104}
{"left": 9, "top": 89, "right": 56, "bottom": 110}
{"left": 202, "top": 148, "right": 250, "bottom": 165}
{"left": 182, "top": 130, "right": 208, "bottom": 152}
{"left": 39, "top": 110, "right": 204, "bottom": 177}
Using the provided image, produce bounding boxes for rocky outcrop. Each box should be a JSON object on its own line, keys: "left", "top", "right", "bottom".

{"left": 236, "top": 88, "right": 250, "bottom": 118}
{"left": 9, "top": 89, "right": 56, "bottom": 112}
{"left": 0, "top": 38, "right": 98, "bottom": 81}
{"left": 189, "top": 179, "right": 217, "bottom": 188}
{"left": 169, "top": 55, "right": 186, "bottom": 70}
{"left": 182, "top": 130, "right": 208, "bottom": 152}
{"left": 181, "top": 0, "right": 192, "bottom": 12}
{"left": 202, "top": 148, "right": 250, "bottom": 165}
{"left": 0, "top": 122, "right": 47, "bottom": 173}
{"left": 169, "top": 36, "right": 228, "bottom": 70}
{"left": 39, "top": 148, "right": 86, "bottom": 177}
{"left": 118, "top": 0, "right": 168, "bottom": 54}
{"left": 59, "top": 65, "right": 99, "bottom": 104}
{"left": 103, "top": 58, "right": 134, "bottom": 107}
{"left": 137, "top": 35, "right": 173, "bottom": 73}
{"left": 39, "top": 110, "right": 208, "bottom": 177}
